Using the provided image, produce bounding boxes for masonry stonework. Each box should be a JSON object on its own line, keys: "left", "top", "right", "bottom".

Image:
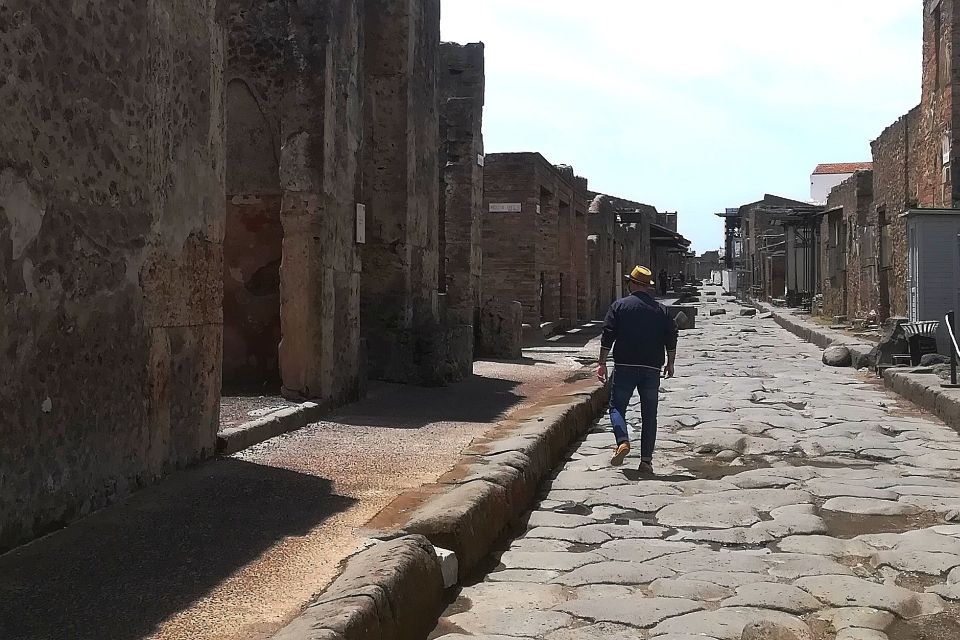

{"left": 822, "top": 171, "right": 874, "bottom": 319}
{"left": 871, "top": 107, "right": 921, "bottom": 319}
{"left": 0, "top": 1, "right": 225, "bottom": 551}
{"left": 362, "top": 0, "right": 448, "bottom": 385}
{"left": 223, "top": 2, "right": 285, "bottom": 391}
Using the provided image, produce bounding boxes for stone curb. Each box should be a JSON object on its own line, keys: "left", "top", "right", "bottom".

{"left": 752, "top": 302, "right": 875, "bottom": 369}
{"left": 269, "top": 373, "right": 609, "bottom": 640}
{"left": 753, "top": 302, "right": 960, "bottom": 432}
{"left": 216, "top": 402, "right": 324, "bottom": 456}
{"left": 272, "top": 535, "right": 445, "bottom": 640}
{"left": 883, "top": 368, "right": 960, "bottom": 431}
{"left": 392, "top": 379, "right": 609, "bottom": 576}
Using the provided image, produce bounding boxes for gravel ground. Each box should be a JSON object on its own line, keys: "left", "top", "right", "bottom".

{"left": 0, "top": 324, "right": 601, "bottom": 640}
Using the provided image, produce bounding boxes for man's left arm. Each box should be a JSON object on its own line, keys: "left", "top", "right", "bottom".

{"left": 664, "top": 313, "right": 679, "bottom": 378}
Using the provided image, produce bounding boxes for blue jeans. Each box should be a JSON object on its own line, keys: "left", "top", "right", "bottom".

{"left": 609, "top": 366, "right": 661, "bottom": 463}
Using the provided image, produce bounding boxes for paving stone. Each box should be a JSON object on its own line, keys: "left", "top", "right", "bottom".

{"left": 544, "top": 622, "right": 651, "bottom": 639}
{"left": 649, "top": 577, "right": 734, "bottom": 601}
{"left": 555, "top": 596, "right": 703, "bottom": 628}
{"left": 597, "top": 539, "right": 696, "bottom": 563}
{"left": 870, "top": 549, "right": 960, "bottom": 575}
{"left": 509, "top": 538, "right": 573, "bottom": 553}
{"left": 764, "top": 554, "right": 855, "bottom": 579}
{"left": 835, "top": 630, "right": 889, "bottom": 640}
{"left": 805, "top": 481, "right": 899, "bottom": 500}
{"left": 813, "top": 607, "right": 895, "bottom": 631}
{"left": 445, "top": 610, "right": 575, "bottom": 637}
{"left": 593, "top": 523, "right": 671, "bottom": 540}
{"left": 650, "top": 606, "right": 812, "bottom": 640}
{"left": 777, "top": 535, "right": 873, "bottom": 557}
{"left": 552, "top": 561, "right": 676, "bottom": 586}
{"left": 649, "top": 549, "right": 769, "bottom": 574}
{"left": 488, "top": 569, "right": 561, "bottom": 583}
{"left": 677, "top": 526, "right": 775, "bottom": 546}
{"left": 656, "top": 501, "right": 761, "bottom": 529}
{"left": 457, "top": 582, "right": 570, "bottom": 612}
{"left": 721, "top": 582, "right": 822, "bottom": 614}
{"left": 526, "top": 527, "right": 611, "bottom": 545}
{"left": 682, "top": 571, "right": 780, "bottom": 588}
{"left": 794, "top": 575, "right": 945, "bottom": 618}
{"left": 822, "top": 497, "right": 922, "bottom": 516}
{"left": 499, "top": 551, "right": 604, "bottom": 572}
{"left": 526, "top": 511, "right": 598, "bottom": 529}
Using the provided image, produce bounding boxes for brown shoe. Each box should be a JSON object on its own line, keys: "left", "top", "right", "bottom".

{"left": 638, "top": 461, "right": 655, "bottom": 476}
{"left": 611, "top": 443, "right": 631, "bottom": 466}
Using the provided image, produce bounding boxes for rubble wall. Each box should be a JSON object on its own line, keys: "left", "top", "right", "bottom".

{"left": 871, "top": 107, "right": 920, "bottom": 319}
{"left": 0, "top": 1, "right": 225, "bottom": 551}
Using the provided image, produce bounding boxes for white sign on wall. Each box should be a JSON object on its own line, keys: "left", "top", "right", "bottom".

{"left": 356, "top": 204, "right": 366, "bottom": 244}
{"left": 489, "top": 203, "right": 522, "bottom": 213}
{"left": 477, "top": 154, "right": 485, "bottom": 167}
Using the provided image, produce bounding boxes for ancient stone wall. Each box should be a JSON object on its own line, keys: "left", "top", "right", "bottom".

{"left": 573, "top": 177, "right": 590, "bottom": 321}
{"left": 871, "top": 107, "right": 921, "bottom": 319}
{"left": 0, "top": 1, "right": 225, "bottom": 551}
{"left": 482, "top": 154, "right": 540, "bottom": 321}
{"left": 222, "top": 2, "right": 286, "bottom": 391}
{"left": 823, "top": 171, "right": 874, "bottom": 320}
{"left": 278, "top": 0, "right": 365, "bottom": 403}
{"left": 917, "top": 0, "right": 958, "bottom": 209}
{"left": 439, "top": 41, "right": 484, "bottom": 375}
{"left": 588, "top": 195, "right": 617, "bottom": 319}
{"left": 362, "top": 0, "right": 445, "bottom": 385}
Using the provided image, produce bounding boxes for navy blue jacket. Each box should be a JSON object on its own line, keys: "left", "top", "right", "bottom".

{"left": 601, "top": 291, "right": 679, "bottom": 368}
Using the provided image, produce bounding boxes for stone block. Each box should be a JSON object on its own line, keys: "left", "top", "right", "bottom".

{"left": 823, "top": 345, "right": 853, "bottom": 367}
{"left": 479, "top": 299, "right": 523, "bottom": 359}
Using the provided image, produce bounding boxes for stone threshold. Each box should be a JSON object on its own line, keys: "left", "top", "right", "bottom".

{"left": 217, "top": 402, "right": 324, "bottom": 456}
{"left": 270, "top": 371, "right": 610, "bottom": 640}
{"left": 754, "top": 301, "right": 960, "bottom": 434}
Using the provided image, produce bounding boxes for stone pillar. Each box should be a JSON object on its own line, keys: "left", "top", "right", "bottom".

{"left": 0, "top": 1, "right": 224, "bottom": 551}
{"left": 439, "top": 42, "right": 485, "bottom": 328}
{"left": 278, "top": 0, "right": 364, "bottom": 404}
{"left": 439, "top": 42, "right": 484, "bottom": 377}
{"left": 574, "top": 177, "right": 589, "bottom": 322}
{"left": 537, "top": 184, "right": 560, "bottom": 323}
{"left": 222, "top": 2, "right": 286, "bottom": 391}
{"left": 362, "top": 0, "right": 445, "bottom": 385}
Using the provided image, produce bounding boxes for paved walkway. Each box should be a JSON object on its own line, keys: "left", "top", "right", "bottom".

{"left": 430, "top": 293, "right": 960, "bottom": 640}
{"left": 0, "top": 326, "right": 600, "bottom": 640}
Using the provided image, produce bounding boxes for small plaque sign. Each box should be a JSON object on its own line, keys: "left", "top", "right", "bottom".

{"left": 489, "top": 202, "right": 522, "bottom": 213}
{"left": 477, "top": 154, "right": 485, "bottom": 167}
{"left": 356, "top": 204, "right": 366, "bottom": 244}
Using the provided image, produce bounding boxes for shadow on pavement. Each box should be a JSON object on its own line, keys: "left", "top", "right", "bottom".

{"left": 335, "top": 374, "right": 525, "bottom": 428}
{"left": 0, "top": 459, "right": 354, "bottom": 640}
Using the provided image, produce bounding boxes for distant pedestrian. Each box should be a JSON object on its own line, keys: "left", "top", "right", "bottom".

{"left": 597, "top": 266, "right": 679, "bottom": 475}
{"left": 658, "top": 269, "right": 668, "bottom": 297}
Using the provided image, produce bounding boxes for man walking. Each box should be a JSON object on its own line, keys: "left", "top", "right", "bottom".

{"left": 597, "top": 266, "right": 678, "bottom": 474}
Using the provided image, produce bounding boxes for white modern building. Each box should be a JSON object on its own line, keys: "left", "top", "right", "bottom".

{"left": 810, "top": 162, "right": 873, "bottom": 204}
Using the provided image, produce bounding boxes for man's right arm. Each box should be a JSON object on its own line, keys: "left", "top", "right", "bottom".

{"left": 597, "top": 303, "right": 618, "bottom": 382}
{"left": 664, "top": 311, "right": 679, "bottom": 378}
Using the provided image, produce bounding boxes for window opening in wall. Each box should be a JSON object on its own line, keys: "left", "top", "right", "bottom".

{"left": 539, "top": 271, "right": 546, "bottom": 320}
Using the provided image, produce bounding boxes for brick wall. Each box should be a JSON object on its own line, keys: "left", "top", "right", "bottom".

{"left": 482, "top": 154, "right": 539, "bottom": 321}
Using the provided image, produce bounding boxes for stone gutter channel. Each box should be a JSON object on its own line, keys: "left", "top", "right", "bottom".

{"left": 270, "top": 372, "right": 610, "bottom": 640}
{"left": 752, "top": 301, "right": 960, "bottom": 434}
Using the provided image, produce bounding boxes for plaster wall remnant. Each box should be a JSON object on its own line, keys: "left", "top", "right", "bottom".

{"left": 0, "top": 0, "right": 225, "bottom": 552}
{"left": 222, "top": 2, "right": 286, "bottom": 391}
{"left": 362, "top": 0, "right": 449, "bottom": 385}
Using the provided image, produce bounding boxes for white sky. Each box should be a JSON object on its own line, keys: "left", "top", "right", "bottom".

{"left": 441, "top": 1, "right": 921, "bottom": 252}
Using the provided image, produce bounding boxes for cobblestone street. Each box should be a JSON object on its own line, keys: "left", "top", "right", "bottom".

{"left": 430, "top": 292, "right": 960, "bottom": 640}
